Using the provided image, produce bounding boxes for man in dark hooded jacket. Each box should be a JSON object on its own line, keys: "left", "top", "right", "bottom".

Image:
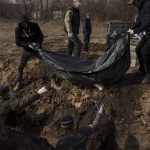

{"left": 0, "top": 85, "right": 47, "bottom": 127}
{"left": 128, "top": 0, "right": 150, "bottom": 84}
{"left": 56, "top": 104, "right": 104, "bottom": 150}
{"left": 14, "top": 15, "right": 44, "bottom": 91}
{"left": 0, "top": 85, "right": 55, "bottom": 150}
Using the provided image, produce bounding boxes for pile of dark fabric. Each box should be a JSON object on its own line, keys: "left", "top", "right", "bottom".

{"left": 39, "top": 34, "right": 130, "bottom": 85}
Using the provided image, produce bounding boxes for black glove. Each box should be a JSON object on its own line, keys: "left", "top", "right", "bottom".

{"left": 22, "top": 43, "right": 29, "bottom": 48}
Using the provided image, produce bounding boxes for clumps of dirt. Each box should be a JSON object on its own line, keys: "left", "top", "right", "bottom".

{"left": 21, "top": 66, "right": 150, "bottom": 149}
{"left": 1, "top": 50, "right": 150, "bottom": 150}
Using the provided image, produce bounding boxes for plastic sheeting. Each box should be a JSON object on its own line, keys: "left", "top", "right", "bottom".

{"left": 39, "top": 34, "right": 130, "bottom": 84}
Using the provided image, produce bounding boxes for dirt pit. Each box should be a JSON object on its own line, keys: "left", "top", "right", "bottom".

{"left": 0, "top": 19, "right": 150, "bottom": 150}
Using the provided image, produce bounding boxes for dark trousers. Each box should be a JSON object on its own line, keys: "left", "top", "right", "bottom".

{"left": 136, "top": 36, "right": 150, "bottom": 72}
{"left": 16, "top": 50, "right": 41, "bottom": 82}
{"left": 83, "top": 35, "right": 90, "bottom": 51}
{"left": 67, "top": 34, "right": 82, "bottom": 57}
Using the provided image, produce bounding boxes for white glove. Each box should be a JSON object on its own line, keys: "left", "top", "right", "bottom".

{"left": 95, "top": 101, "right": 104, "bottom": 114}
{"left": 37, "top": 86, "right": 47, "bottom": 94}
{"left": 99, "top": 104, "right": 104, "bottom": 114}
{"left": 28, "top": 44, "right": 34, "bottom": 49}
{"left": 94, "top": 84, "right": 104, "bottom": 91}
{"left": 133, "top": 34, "right": 141, "bottom": 40}
{"left": 68, "top": 32, "right": 73, "bottom": 38}
{"left": 128, "top": 29, "right": 134, "bottom": 35}
{"left": 32, "top": 43, "right": 37, "bottom": 46}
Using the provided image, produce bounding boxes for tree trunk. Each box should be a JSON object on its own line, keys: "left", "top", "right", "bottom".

{"left": 46, "top": 0, "right": 49, "bottom": 20}
{"left": 39, "top": 0, "right": 43, "bottom": 20}
{"left": 23, "top": 0, "right": 28, "bottom": 16}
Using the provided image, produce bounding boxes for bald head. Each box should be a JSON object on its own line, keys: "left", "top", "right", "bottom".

{"left": 73, "top": 0, "right": 82, "bottom": 8}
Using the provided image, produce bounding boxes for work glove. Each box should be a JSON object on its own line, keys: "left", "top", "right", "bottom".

{"left": 68, "top": 32, "right": 73, "bottom": 38}
{"left": 133, "top": 34, "right": 141, "bottom": 40}
{"left": 28, "top": 43, "right": 40, "bottom": 51}
{"left": 128, "top": 29, "right": 134, "bottom": 35}
{"left": 95, "top": 101, "right": 104, "bottom": 114}
{"left": 37, "top": 86, "right": 47, "bottom": 94}
{"left": 99, "top": 104, "right": 104, "bottom": 114}
{"left": 94, "top": 84, "right": 104, "bottom": 91}
{"left": 28, "top": 44, "right": 34, "bottom": 49}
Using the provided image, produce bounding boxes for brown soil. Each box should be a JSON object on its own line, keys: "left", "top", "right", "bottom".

{"left": 0, "top": 19, "right": 150, "bottom": 150}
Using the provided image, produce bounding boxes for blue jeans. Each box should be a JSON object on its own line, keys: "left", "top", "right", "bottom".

{"left": 67, "top": 34, "right": 82, "bottom": 57}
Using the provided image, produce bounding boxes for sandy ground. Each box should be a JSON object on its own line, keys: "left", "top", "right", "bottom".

{"left": 0, "top": 18, "right": 150, "bottom": 150}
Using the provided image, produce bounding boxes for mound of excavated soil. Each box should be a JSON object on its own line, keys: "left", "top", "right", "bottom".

{"left": 0, "top": 50, "right": 150, "bottom": 150}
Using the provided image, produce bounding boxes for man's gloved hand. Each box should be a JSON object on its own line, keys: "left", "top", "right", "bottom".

{"left": 32, "top": 43, "right": 37, "bottom": 46}
{"left": 133, "top": 34, "right": 141, "bottom": 40}
{"left": 128, "top": 29, "right": 134, "bottom": 35}
{"left": 68, "top": 32, "right": 73, "bottom": 38}
{"left": 28, "top": 44, "right": 34, "bottom": 49}
{"left": 99, "top": 104, "right": 104, "bottom": 114}
{"left": 37, "top": 86, "right": 48, "bottom": 94}
{"left": 95, "top": 101, "right": 104, "bottom": 114}
{"left": 94, "top": 84, "right": 104, "bottom": 91}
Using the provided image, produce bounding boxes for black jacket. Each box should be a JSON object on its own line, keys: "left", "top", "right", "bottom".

{"left": 0, "top": 93, "right": 40, "bottom": 126}
{"left": 132, "top": 0, "right": 150, "bottom": 36}
{"left": 56, "top": 112, "right": 101, "bottom": 150}
{"left": 83, "top": 19, "right": 92, "bottom": 36}
{"left": 15, "top": 22, "right": 44, "bottom": 50}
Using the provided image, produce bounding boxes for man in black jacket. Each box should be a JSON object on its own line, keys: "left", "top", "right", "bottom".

{"left": 83, "top": 13, "right": 92, "bottom": 52}
{"left": 128, "top": 0, "right": 150, "bottom": 84}
{"left": 14, "top": 15, "right": 44, "bottom": 90}
{"left": 64, "top": 0, "right": 82, "bottom": 57}
{"left": 56, "top": 104, "right": 104, "bottom": 150}
{"left": 0, "top": 85, "right": 55, "bottom": 150}
{"left": 0, "top": 85, "right": 47, "bottom": 127}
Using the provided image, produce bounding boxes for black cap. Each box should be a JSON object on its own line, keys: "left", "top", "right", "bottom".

{"left": 21, "top": 14, "right": 29, "bottom": 23}
{"left": 0, "top": 85, "right": 10, "bottom": 97}
{"left": 60, "top": 115, "right": 74, "bottom": 126}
